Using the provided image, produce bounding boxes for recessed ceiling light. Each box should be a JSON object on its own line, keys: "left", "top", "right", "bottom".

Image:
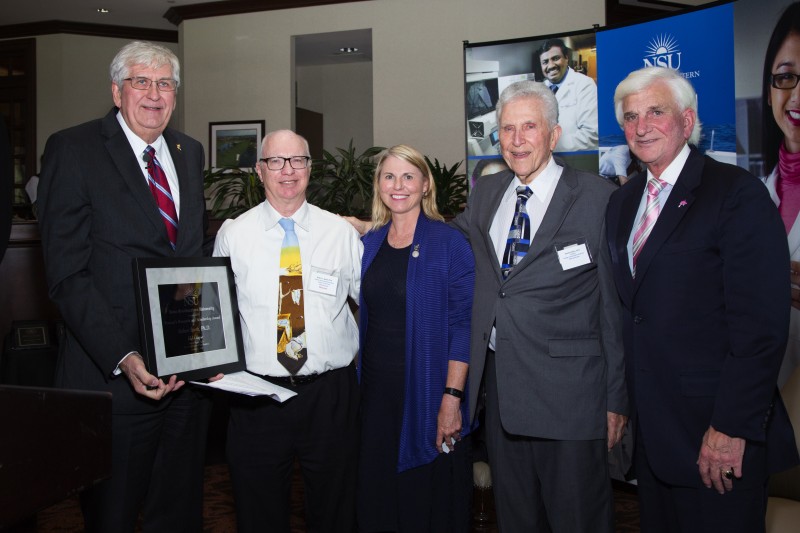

{"left": 97, "top": 8, "right": 110, "bottom": 14}
{"left": 339, "top": 47, "right": 359, "bottom": 54}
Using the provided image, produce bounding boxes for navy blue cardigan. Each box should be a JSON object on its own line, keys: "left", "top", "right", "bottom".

{"left": 358, "top": 213, "right": 475, "bottom": 472}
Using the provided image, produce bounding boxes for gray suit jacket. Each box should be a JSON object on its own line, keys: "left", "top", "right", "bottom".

{"left": 38, "top": 108, "right": 207, "bottom": 414}
{"left": 451, "top": 163, "right": 627, "bottom": 440}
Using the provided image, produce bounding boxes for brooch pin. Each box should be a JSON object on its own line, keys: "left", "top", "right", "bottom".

{"left": 678, "top": 200, "right": 688, "bottom": 208}
{"left": 176, "top": 144, "right": 182, "bottom": 151}
{"left": 412, "top": 244, "right": 420, "bottom": 258}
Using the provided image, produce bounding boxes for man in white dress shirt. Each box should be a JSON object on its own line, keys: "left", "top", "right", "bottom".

{"left": 539, "top": 38, "right": 599, "bottom": 153}
{"left": 213, "top": 129, "right": 362, "bottom": 533}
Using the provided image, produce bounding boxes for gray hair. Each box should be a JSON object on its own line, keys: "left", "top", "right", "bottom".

{"left": 496, "top": 80, "right": 559, "bottom": 129}
{"left": 613, "top": 67, "right": 702, "bottom": 145}
{"left": 109, "top": 41, "right": 181, "bottom": 90}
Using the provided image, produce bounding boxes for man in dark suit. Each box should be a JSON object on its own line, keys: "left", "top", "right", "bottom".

{"left": 37, "top": 41, "right": 211, "bottom": 532}
{"left": 605, "top": 66, "right": 799, "bottom": 532}
{"left": 450, "top": 80, "right": 628, "bottom": 532}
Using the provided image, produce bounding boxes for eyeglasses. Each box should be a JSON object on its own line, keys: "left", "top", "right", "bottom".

{"left": 123, "top": 77, "right": 178, "bottom": 92}
{"left": 771, "top": 72, "right": 800, "bottom": 90}
{"left": 259, "top": 156, "right": 311, "bottom": 171}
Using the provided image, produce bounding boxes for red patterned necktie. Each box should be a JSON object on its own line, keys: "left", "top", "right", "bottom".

{"left": 145, "top": 145, "right": 178, "bottom": 250}
{"left": 631, "top": 177, "right": 666, "bottom": 277}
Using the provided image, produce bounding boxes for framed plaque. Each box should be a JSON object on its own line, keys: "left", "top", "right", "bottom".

{"left": 132, "top": 257, "right": 246, "bottom": 382}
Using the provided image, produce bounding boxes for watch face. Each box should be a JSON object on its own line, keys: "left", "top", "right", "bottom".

{"left": 469, "top": 121, "right": 485, "bottom": 138}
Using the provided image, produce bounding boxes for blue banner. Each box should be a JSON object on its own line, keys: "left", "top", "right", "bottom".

{"left": 597, "top": 3, "right": 736, "bottom": 155}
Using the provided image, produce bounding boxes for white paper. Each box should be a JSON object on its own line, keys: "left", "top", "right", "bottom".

{"left": 556, "top": 243, "right": 591, "bottom": 270}
{"left": 191, "top": 371, "right": 297, "bottom": 401}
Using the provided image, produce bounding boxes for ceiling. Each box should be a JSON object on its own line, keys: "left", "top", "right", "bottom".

{"left": 0, "top": 0, "right": 372, "bottom": 66}
{"left": 0, "top": 0, "right": 715, "bottom": 31}
{"left": 0, "top": 0, "right": 207, "bottom": 31}
{"left": 0, "top": 0, "right": 712, "bottom": 65}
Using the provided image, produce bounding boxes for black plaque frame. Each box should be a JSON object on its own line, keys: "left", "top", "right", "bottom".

{"left": 132, "top": 257, "right": 246, "bottom": 382}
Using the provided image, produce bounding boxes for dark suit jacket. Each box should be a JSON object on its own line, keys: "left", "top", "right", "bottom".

{"left": 37, "top": 108, "right": 206, "bottom": 414}
{"left": 451, "top": 162, "right": 627, "bottom": 441}
{"left": 605, "top": 147, "right": 799, "bottom": 487}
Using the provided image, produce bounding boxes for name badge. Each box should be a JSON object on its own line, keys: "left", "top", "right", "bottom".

{"left": 308, "top": 268, "right": 338, "bottom": 296}
{"left": 555, "top": 240, "right": 592, "bottom": 270}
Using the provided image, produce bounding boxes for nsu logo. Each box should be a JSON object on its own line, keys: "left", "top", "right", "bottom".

{"left": 642, "top": 34, "right": 682, "bottom": 70}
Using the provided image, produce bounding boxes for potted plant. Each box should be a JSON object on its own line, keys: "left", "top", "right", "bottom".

{"left": 306, "top": 140, "right": 384, "bottom": 218}
{"left": 424, "top": 156, "right": 468, "bottom": 217}
{"left": 203, "top": 166, "right": 264, "bottom": 220}
{"left": 203, "top": 142, "right": 468, "bottom": 221}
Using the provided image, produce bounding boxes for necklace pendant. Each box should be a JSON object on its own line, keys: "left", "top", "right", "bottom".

{"left": 411, "top": 244, "right": 420, "bottom": 258}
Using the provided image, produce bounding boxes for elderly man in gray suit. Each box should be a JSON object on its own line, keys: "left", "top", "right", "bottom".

{"left": 450, "top": 80, "right": 628, "bottom": 532}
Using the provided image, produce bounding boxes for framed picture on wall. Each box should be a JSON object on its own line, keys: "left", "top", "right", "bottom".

{"left": 209, "top": 120, "right": 265, "bottom": 169}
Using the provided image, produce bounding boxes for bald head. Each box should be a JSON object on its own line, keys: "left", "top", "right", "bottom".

{"left": 257, "top": 130, "right": 312, "bottom": 216}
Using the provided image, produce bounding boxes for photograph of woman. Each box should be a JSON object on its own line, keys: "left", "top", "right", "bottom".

{"left": 763, "top": 1, "right": 800, "bottom": 386}
{"left": 356, "top": 145, "right": 475, "bottom": 532}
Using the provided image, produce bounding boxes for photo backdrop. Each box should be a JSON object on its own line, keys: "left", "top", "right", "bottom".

{"left": 464, "top": 1, "right": 748, "bottom": 185}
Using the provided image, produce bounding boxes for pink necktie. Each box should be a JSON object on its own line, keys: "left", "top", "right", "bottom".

{"left": 631, "top": 177, "right": 665, "bottom": 277}
{"left": 145, "top": 145, "right": 178, "bottom": 250}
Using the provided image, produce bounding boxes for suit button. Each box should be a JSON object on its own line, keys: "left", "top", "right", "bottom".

{"left": 499, "top": 292, "right": 506, "bottom": 298}
{"left": 633, "top": 316, "right": 643, "bottom": 324}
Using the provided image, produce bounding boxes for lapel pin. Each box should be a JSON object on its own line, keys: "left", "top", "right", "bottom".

{"left": 412, "top": 244, "right": 420, "bottom": 258}
{"left": 176, "top": 144, "right": 181, "bottom": 151}
{"left": 678, "top": 200, "right": 688, "bottom": 208}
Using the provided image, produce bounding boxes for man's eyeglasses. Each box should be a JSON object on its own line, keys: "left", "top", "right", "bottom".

{"left": 259, "top": 156, "right": 311, "bottom": 171}
{"left": 771, "top": 72, "right": 800, "bottom": 90}
{"left": 123, "top": 77, "right": 179, "bottom": 92}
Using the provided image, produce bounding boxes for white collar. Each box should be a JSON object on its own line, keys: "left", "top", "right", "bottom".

{"left": 647, "top": 144, "right": 690, "bottom": 186}
{"left": 262, "top": 200, "right": 311, "bottom": 232}
{"left": 116, "top": 110, "right": 166, "bottom": 158}
{"left": 512, "top": 156, "right": 562, "bottom": 202}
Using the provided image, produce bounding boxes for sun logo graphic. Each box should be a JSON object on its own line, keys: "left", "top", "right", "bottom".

{"left": 642, "top": 34, "right": 682, "bottom": 70}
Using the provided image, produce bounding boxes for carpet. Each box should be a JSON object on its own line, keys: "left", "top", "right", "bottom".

{"left": 31, "top": 464, "right": 639, "bottom": 532}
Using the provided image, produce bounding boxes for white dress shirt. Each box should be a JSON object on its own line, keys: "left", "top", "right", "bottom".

{"left": 626, "top": 143, "right": 690, "bottom": 272}
{"left": 214, "top": 200, "right": 363, "bottom": 376}
{"left": 116, "top": 111, "right": 181, "bottom": 216}
{"left": 114, "top": 111, "right": 181, "bottom": 374}
{"left": 489, "top": 156, "right": 563, "bottom": 265}
{"left": 487, "top": 156, "right": 563, "bottom": 349}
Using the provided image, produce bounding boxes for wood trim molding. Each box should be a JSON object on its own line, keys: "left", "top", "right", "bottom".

{"left": 0, "top": 21, "right": 177, "bottom": 42}
{"left": 165, "top": 0, "right": 372, "bottom": 25}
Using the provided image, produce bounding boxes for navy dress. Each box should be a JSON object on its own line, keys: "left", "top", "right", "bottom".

{"left": 357, "top": 239, "right": 471, "bottom": 533}
{"left": 358, "top": 240, "right": 409, "bottom": 531}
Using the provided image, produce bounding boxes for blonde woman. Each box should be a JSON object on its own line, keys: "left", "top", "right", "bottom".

{"left": 356, "top": 145, "right": 475, "bottom": 532}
